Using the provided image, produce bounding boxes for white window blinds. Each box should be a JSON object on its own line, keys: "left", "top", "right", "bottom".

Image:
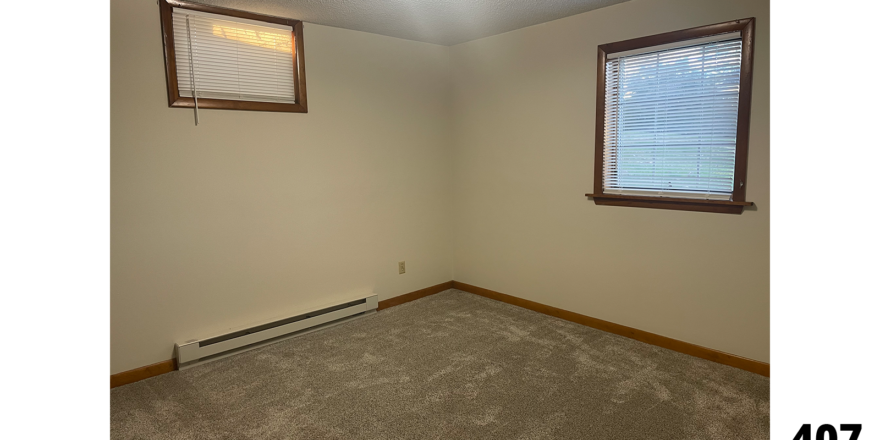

{"left": 603, "top": 35, "right": 743, "bottom": 200}
{"left": 172, "top": 9, "right": 296, "bottom": 104}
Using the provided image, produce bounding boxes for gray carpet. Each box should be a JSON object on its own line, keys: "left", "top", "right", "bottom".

{"left": 111, "top": 289, "right": 769, "bottom": 439}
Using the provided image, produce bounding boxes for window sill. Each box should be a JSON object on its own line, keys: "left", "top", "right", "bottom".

{"left": 586, "top": 193, "right": 753, "bottom": 214}
{"left": 170, "top": 97, "right": 307, "bottom": 113}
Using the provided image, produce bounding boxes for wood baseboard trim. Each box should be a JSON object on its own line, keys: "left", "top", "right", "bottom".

{"left": 451, "top": 281, "right": 769, "bottom": 377}
{"left": 111, "top": 279, "right": 765, "bottom": 389}
{"left": 111, "top": 359, "right": 177, "bottom": 389}
{"left": 378, "top": 281, "right": 454, "bottom": 311}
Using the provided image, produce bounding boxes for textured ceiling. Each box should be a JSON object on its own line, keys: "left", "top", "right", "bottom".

{"left": 191, "top": 0, "right": 631, "bottom": 46}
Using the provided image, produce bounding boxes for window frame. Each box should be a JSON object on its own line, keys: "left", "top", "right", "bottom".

{"left": 587, "top": 18, "right": 756, "bottom": 214}
{"left": 158, "top": 0, "right": 308, "bottom": 113}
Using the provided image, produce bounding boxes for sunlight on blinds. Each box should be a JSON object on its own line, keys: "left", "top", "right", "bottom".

{"left": 172, "top": 8, "right": 296, "bottom": 104}
{"left": 211, "top": 24, "right": 293, "bottom": 54}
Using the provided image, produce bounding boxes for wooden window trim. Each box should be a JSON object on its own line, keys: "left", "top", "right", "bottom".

{"left": 158, "top": 0, "right": 308, "bottom": 113}
{"left": 587, "top": 18, "right": 756, "bottom": 214}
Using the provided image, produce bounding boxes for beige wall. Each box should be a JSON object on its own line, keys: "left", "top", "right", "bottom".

{"left": 449, "top": 0, "right": 770, "bottom": 362}
{"left": 111, "top": 0, "right": 453, "bottom": 374}
{"left": 112, "top": 0, "right": 770, "bottom": 374}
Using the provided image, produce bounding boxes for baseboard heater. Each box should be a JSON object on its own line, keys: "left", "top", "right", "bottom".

{"left": 175, "top": 294, "right": 378, "bottom": 369}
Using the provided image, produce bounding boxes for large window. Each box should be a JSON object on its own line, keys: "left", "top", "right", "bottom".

{"left": 158, "top": 0, "right": 307, "bottom": 115}
{"left": 588, "top": 19, "right": 755, "bottom": 214}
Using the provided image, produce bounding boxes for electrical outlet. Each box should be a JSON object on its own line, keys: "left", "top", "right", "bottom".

{"left": 398, "top": 261, "right": 406, "bottom": 274}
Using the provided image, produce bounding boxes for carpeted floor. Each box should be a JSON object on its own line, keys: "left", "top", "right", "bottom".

{"left": 111, "top": 289, "right": 769, "bottom": 439}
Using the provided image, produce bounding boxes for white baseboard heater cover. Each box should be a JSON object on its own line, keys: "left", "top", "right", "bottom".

{"left": 176, "top": 294, "right": 378, "bottom": 368}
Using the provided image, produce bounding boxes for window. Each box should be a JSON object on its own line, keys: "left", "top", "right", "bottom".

{"left": 588, "top": 19, "right": 755, "bottom": 214}
{"left": 158, "top": 0, "right": 307, "bottom": 116}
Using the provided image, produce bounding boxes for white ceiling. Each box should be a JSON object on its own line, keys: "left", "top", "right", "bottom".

{"left": 192, "top": 0, "right": 631, "bottom": 46}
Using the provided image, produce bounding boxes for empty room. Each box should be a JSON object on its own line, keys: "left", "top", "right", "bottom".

{"left": 109, "top": 0, "right": 773, "bottom": 437}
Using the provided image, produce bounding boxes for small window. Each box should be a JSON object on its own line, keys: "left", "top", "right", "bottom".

{"left": 588, "top": 19, "right": 755, "bottom": 214}
{"left": 158, "top": 0, "right": 307, "bottom": 115}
